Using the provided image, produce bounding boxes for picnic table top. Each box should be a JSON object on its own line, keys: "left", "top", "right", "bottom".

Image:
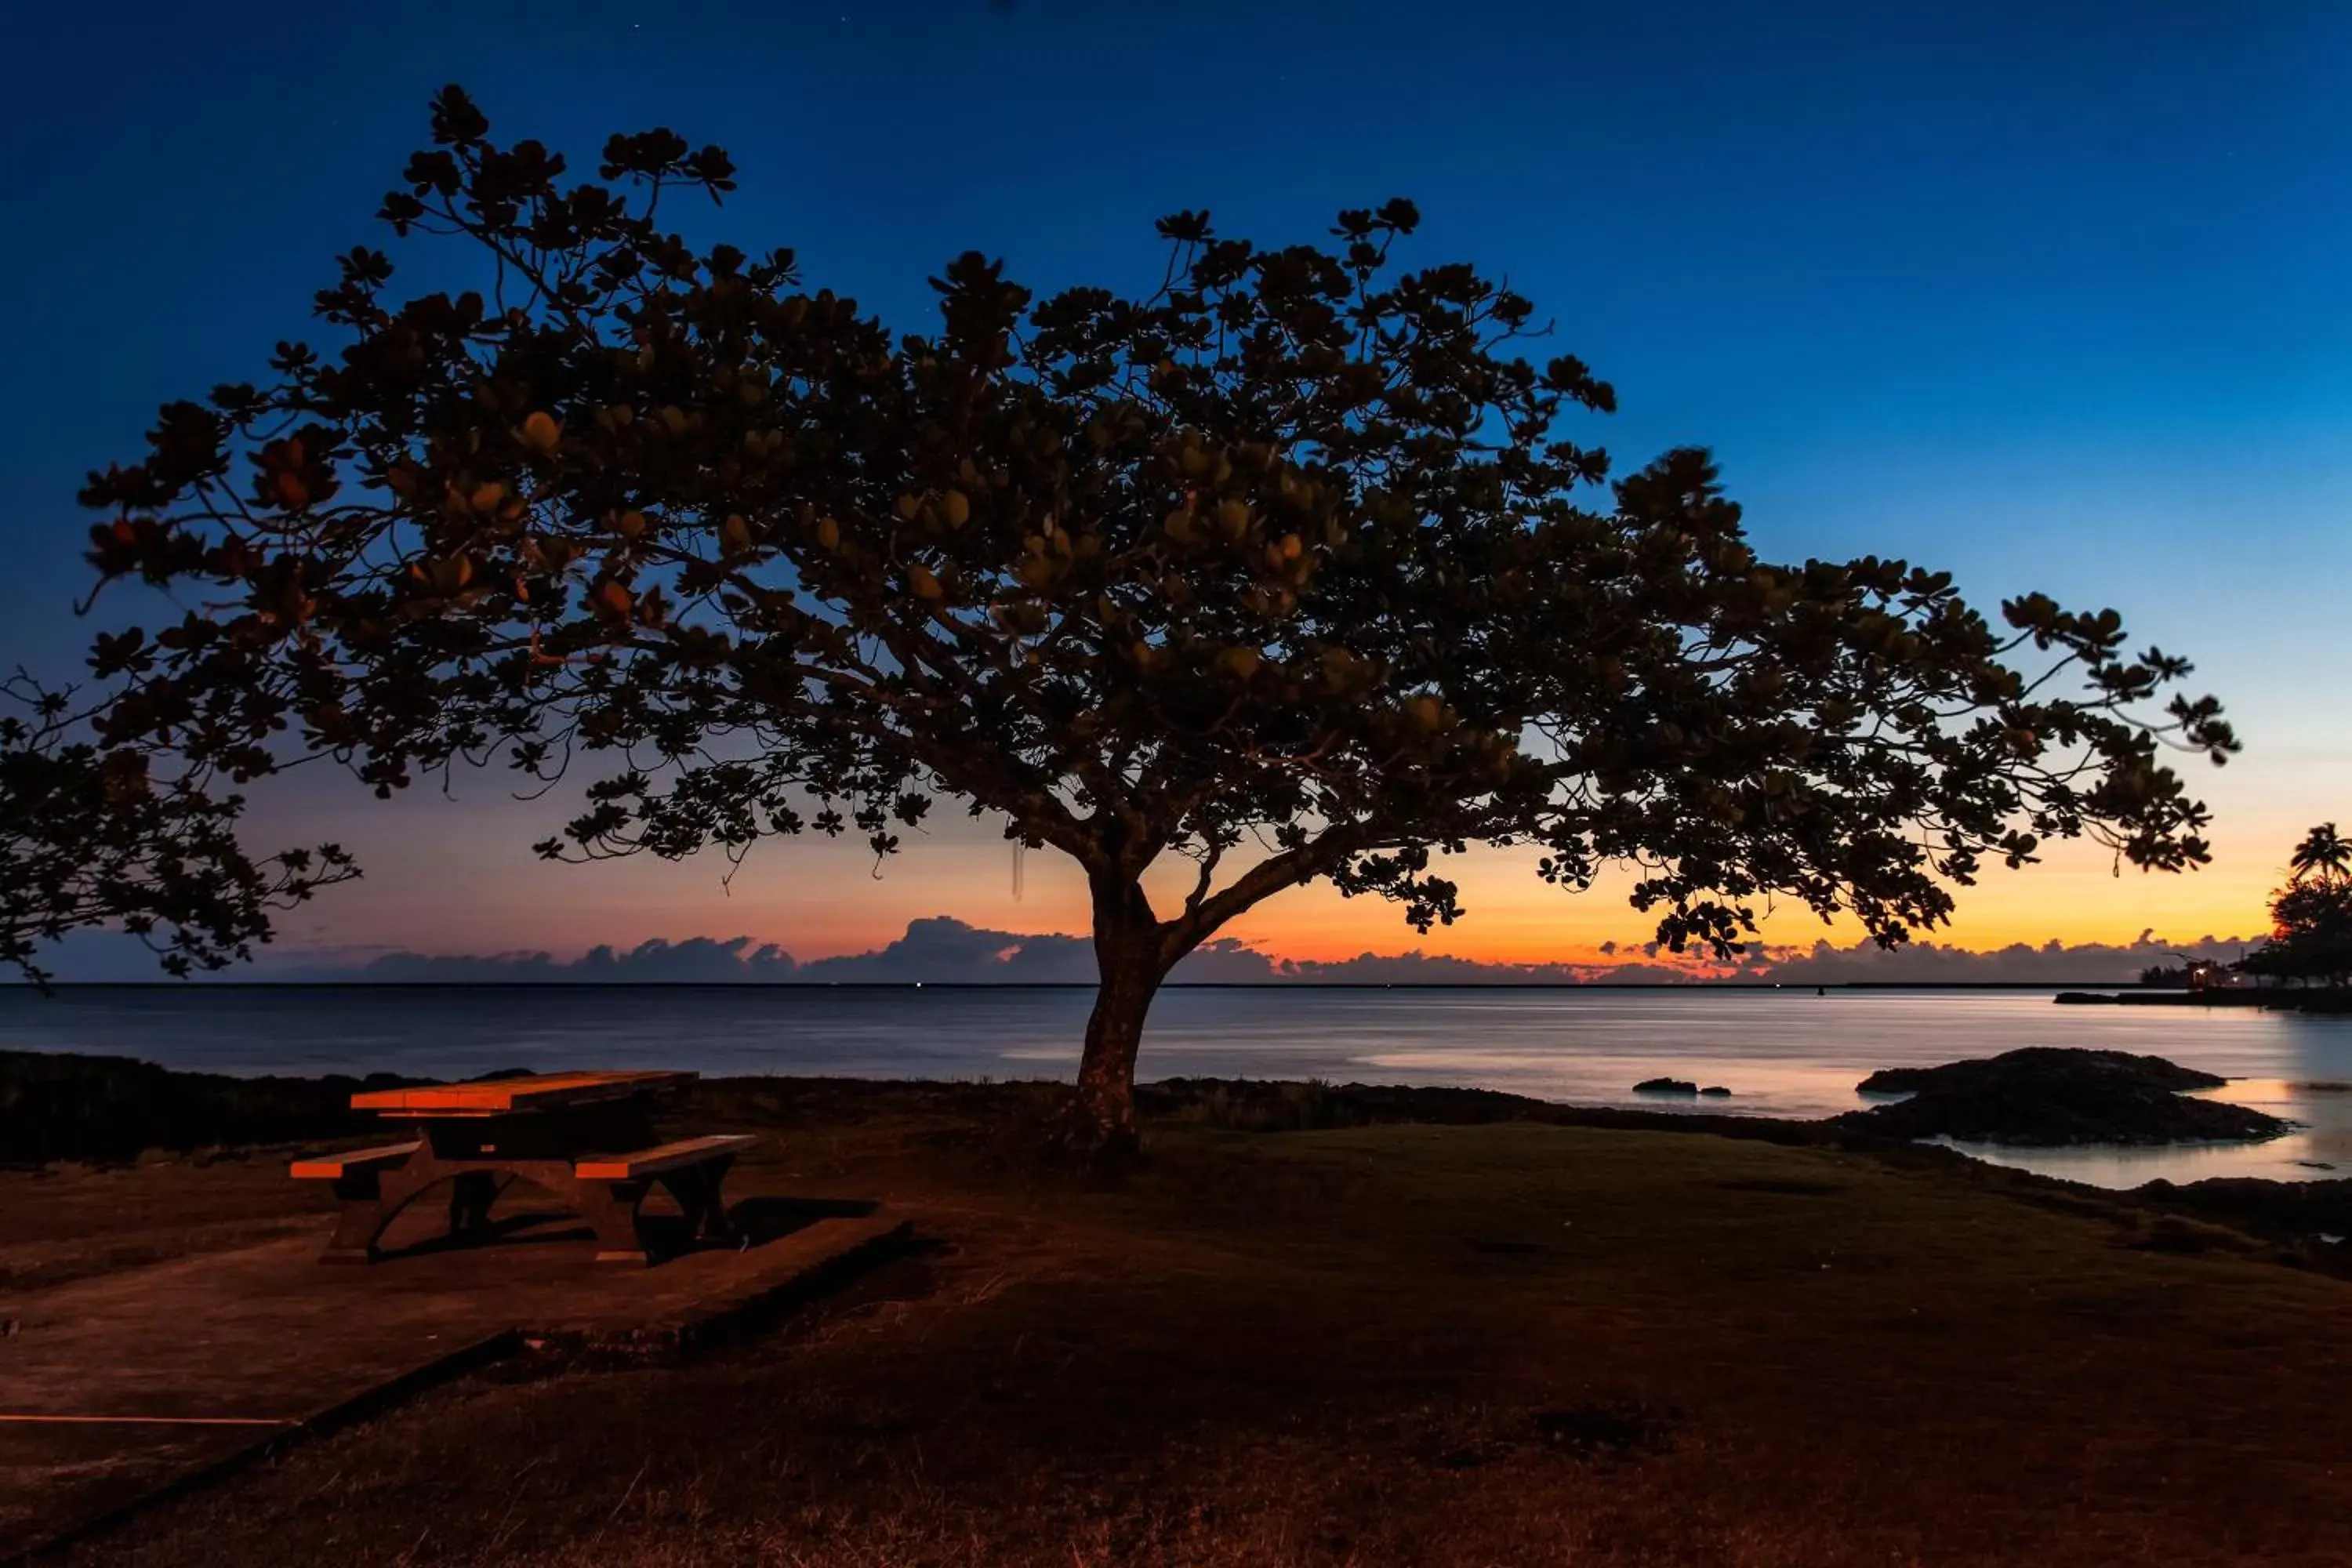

{"left": 350, "top": 1069, "right": 695, "bottom": 1117}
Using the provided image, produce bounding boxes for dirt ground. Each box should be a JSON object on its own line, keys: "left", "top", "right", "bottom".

{"left": 13, "top": 1080, "right": 2352, "bottom": 1566}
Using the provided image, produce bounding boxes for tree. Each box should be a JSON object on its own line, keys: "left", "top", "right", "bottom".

{"left": 57, "top": 88, "right": 2235, "bottom": 1158}
{"left": 1, "top": 674, "right": 354, "bottom": 987}
{"left": 2240, "top": 826, "right": 2352, "bottom": 989}
{"left": 2289, "top": 822, "right": 2350, "bottom": 888}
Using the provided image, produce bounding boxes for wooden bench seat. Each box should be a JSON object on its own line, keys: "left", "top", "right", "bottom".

{"left": 294, "top": 1128, "right": 753, "bottom": 1265}
{"left": 574, "top": 1134, "right": 755, "bottom": 1181}
{"left": 294, "top": 1142, "right": 430, "bottom": 1264}
{"left": 289, "top": 1142, "right": 421, "bottom": 1181}
{"left": 574, "top": 1134, "right": 754, "bottom": 1264}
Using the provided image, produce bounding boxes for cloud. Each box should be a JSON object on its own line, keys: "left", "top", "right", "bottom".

{"left": 266, "top": 917, "right": 1258, "bottom": 985}
{"left": 1272, "top": 949, "right": 1603, "bottom": 984}
{"left": 357, "top": 935, "right": 800, "bottom": 983}
{"left": 800, "top": 917, "right": 1094, "bottom": 983}
{"left": 31, "top": 917, "right": 2261, "bottom": 987}
{"left": 1739, "top": 930, "right": 2256, "bottom": 985}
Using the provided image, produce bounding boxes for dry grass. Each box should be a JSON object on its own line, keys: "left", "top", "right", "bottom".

{"left": 0, "top": 1145, "right": 324, "bottom": 1293}
{"left": 27, "top": 1083, "right": 2352, "bottom": 1566}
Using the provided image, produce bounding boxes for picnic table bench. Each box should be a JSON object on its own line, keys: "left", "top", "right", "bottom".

{"left": 290, "top": 1070, "right": 753, "bottom": 1266}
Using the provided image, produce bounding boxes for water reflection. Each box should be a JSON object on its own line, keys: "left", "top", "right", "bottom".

{"left": 1951, "top": 1075, "right": 2352, "bottom": 1186}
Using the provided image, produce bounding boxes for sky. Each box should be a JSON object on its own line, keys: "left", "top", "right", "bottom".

{"left": 3, "top": 1, "right": 2347, "bottom": 978}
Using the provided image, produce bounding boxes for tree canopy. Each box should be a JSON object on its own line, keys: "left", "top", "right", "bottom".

{"left": 0, "top": 674, "right": 354, "bottom": 986}
{"left": 2239, "top": 823, "right": 2352, "bottom": 989}
{"left": 2288, "top": 822, "right": 2350, "bottom": 889}
{"left": 44, "top": 87, "right": 2235, "bottom": 1152}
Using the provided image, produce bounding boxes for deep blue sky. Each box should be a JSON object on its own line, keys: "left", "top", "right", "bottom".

{"left": 3, "top": 1, "right": 2346, "bottom": 966}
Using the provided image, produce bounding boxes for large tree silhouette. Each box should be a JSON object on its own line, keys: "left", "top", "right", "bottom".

{"left": 56, "top": 89, "right": 2235, "bottom": 1156}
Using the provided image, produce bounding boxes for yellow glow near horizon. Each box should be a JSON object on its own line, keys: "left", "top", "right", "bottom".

{"left": 285, "top": 818, "right": 2285, "bottom": 969}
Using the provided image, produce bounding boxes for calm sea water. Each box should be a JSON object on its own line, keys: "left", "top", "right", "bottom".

{"left": 5, "top": 984, "right": 2350, "bottom": 1190}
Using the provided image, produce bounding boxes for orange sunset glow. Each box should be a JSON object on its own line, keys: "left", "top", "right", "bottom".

{"left": 255, "top": 772, "right": 2300, "bottom": 972}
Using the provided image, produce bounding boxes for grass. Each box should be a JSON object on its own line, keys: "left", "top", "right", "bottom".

{"left": 21, "top": 1079, "right": 2352, "bottom": 1565}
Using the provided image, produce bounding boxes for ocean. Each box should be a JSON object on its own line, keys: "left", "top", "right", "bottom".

{"left": 5, "top": 984, "right": 2350, "bottom": 1190}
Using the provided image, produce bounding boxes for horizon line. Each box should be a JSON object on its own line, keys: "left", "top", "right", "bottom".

{"left": 12, "top": 979, "right": 2146, "bottom": 993}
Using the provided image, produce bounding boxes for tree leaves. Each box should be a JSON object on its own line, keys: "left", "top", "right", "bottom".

{"left": 28, "top": 87, "right": 2238, "bottom": 994}
{"left": 2241, "top": 833, "right": 2352, "bottom": 989}
{"left": 0, "top": 677, "right": 357, "bottom": 988}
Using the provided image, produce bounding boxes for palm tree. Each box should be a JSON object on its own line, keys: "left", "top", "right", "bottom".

{"left": 2289, "top": 823, "right": 2352, "bottom": 887}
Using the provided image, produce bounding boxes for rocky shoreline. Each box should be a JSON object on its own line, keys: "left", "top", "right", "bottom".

{"left": 6, "top": 1048, "right": 2343, "bottom": 1270}
{"left": 2056, "top": 989, "right": 2352, "bottom": 1013}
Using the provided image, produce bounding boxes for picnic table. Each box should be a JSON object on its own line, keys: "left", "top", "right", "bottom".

{"left": 289, "top": 1070, "right": 753, "bottom": 1266}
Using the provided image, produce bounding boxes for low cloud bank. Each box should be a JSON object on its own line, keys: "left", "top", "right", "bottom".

{"left": 338, "top": 919, "right": 1276, "bottom": 985}
{"left": 1741, "top": 931, "right": 2252, "bottom": 985}
{"left": 358, "top": 935, "right": 802, "bottom": 984}
{"left": 251, "top": 918, "right": 2257, "bottom": 986}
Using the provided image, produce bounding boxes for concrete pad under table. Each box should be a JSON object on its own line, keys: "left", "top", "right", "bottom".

{"left": 0, "top": 1207, "right": 907, "bottom": 1558}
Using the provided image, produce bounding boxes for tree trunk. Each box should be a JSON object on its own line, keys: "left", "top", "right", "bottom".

{"left": 1048, "top": 873, "right": 1167, "bottom": 1169}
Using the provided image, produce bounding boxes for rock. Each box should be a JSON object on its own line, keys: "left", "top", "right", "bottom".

{"left": 1833, "top": 1047, "right": 2288, "bottom": 1147}
{"left": 2125, "top": 1214, "right": 2267, "bottom": 1255}
{"left": 1633, "top": 1078, "right": 1699, "bottom": 1095}
{"left": 0, "top": 1049, "right": 426, "bottom": 1166}
{"left": 1698, "top": 1086, "right": 1732, "bottom": 1098}
{"left": 1856, "top": 1048, "right": 2227, "bottom": 1097}
{"left": 2125, "top": 1176, "right": 2352, "bottom": 1263}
